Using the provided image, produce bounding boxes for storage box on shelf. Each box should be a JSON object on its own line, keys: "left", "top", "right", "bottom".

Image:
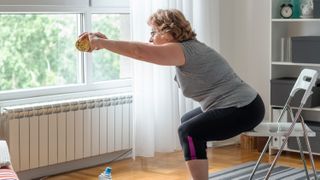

{"left": 292, "top": 36, "right": 320, "bottom": 64}
{"left": 271, "top": 78, "right": 320, "bottom": 107}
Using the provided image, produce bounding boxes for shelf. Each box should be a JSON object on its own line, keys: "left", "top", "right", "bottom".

{"left": 272, "top": 18, "right": 320, "bottom": 22}
{"left": 271, "top": 105, "right": 320, "bottom": 112}
{"left": 270, "top": 0, "right": 320, "bottom": 158}
{"left": 272, "top": 62, "right": 320, "bottom": 67}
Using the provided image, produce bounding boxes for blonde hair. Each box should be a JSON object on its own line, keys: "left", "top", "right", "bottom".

{"left": 148, "top": 9, "right": 196, "bottom": 42}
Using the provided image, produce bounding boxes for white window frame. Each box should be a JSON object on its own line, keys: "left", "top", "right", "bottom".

{"left": 0, "top": 1, "right": 133, "bottom": 106}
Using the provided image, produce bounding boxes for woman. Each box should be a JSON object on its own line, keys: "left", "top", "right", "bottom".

{"left": 81, "top": 9, "right": 265, "bottom": 180}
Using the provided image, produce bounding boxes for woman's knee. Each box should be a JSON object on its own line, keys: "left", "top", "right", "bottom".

{"left": 178, "top": 124, "right": 208, "bottom": 161}
{"left": 178, "top": 124, "right": 189, "bottom": 139}
{"left": 178, "top": 124, "right": 184, "bottom": 137}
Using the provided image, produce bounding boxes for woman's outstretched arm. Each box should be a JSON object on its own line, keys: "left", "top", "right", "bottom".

{"left": 85, "top": 32, "right": 186, "bottom": 66}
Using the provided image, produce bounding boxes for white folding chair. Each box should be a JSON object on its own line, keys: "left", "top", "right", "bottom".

{"left": 244, "top": 68, "right": 319, "bottom": 180}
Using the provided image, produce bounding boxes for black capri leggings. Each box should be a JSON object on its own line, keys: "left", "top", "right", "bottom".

{"left": 178, "top": 94, "right": 265, "bottom": 161}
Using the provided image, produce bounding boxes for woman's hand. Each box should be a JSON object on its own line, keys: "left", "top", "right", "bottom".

{"left": 78, "top": 32, "right": 108, "bottom": 52}
{"left": 88, "top": 32, "right": 108, "bottom": 52}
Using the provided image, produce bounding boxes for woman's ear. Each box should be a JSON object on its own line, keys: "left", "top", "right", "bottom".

{"left": 163, "top": 33, "right": 175, "bottom": 42}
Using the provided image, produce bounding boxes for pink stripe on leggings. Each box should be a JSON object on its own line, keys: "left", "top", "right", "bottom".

{"left": 187, "top": 136, "right": 196, "bottom": 160}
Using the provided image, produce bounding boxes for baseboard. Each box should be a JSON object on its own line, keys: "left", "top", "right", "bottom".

{"left": 17, "top": 149, "right": 132, "bottom": 180}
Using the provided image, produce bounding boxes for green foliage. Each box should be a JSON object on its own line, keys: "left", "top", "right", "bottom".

{"left": 0, "top": 14, "right": 124, "bottom": 91}
{"left": 0, "top": 14, "right": 78, "bottom": 91}
{"left": 92, "top": 14, "right": 122, "bottom": 81}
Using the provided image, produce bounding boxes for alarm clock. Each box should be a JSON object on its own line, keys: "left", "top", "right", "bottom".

{"left": 280, "top": 3, "right": 293, "bottom": 18}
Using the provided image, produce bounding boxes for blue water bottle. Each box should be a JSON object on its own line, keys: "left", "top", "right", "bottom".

{"left": 98, "top": 167, "right": 112, "bottom": 180}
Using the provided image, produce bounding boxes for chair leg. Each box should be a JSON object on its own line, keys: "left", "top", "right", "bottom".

{"left": 300, "top": 118, "right": 318, "bottom": 180}
{"left": 296, "top": 137, "right": 310, "bottom": 180}
{"left": 252, "top": 99, "right": 291, "bottom": 180}
{"left": 289, "top": 110, "right": 310, "bottom": 180}
{"left": 264, "top": 107, "right": 304, "bottom": 180}
{"left": 264, "top": 134, "right": 289, "bottom": 179}
{"left": 249, "top": 137, "right": 272, "bottom": 180}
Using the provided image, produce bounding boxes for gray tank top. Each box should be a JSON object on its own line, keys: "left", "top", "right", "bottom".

{"left": 175, "top": 40, "right": 257, "bottom": 112}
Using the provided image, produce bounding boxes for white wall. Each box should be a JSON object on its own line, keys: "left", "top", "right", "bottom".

{"left": 246, "top": 0, "right": 270, "bottom": 121}
{"left": 219, "top": 0, "right": 271, "bottom": 121}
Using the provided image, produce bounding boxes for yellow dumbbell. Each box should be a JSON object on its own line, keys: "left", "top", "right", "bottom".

{"left": 75, "top": 34, "right": 91, "bottom": 52}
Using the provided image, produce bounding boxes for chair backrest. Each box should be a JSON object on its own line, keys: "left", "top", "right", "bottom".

{"left": 290, "top": 69, "right": 319, "bottom": 105}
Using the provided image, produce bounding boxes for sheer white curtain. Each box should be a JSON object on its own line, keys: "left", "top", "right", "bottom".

{"left": 130, "top": 0, "right": 220, "bottom": 157}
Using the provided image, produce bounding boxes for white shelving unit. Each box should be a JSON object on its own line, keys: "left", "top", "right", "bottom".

{"left": 270, "top": 0, "right": 320, "bottom": 155}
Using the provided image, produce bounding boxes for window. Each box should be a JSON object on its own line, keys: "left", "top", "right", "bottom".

{"left": 0, "top": 14, "right": 79, "bottom": 91}
{"left": 0, "top": 1, "right": 132, "bottom": 103}
{"left": 91, "top": 14, "right": 132, "bottom": 82}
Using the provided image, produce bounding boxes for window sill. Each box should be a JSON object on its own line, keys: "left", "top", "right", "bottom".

{"left": 0, "top": 79, "right": 132, "bottom": 108}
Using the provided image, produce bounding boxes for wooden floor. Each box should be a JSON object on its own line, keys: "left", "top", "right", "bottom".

{"left": 46, "top": 144, "right": 320, "bottom": 180}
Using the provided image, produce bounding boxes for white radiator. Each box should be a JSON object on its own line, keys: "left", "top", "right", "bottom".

{"left": 0, "top": 94, "right": 133, "bottom": 172}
